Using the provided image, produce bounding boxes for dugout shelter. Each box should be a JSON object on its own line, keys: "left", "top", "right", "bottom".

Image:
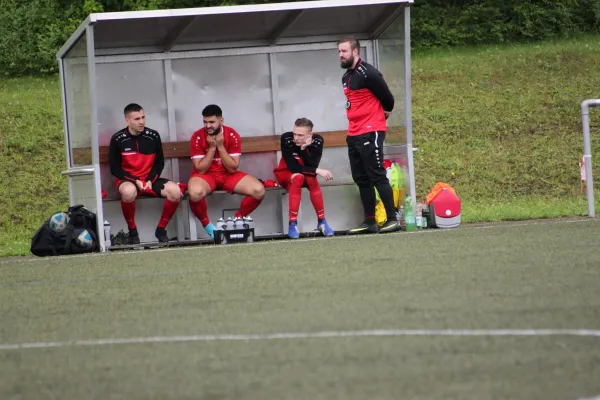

{"left": 57, "top": 0, "right": 416, "bottom": 251}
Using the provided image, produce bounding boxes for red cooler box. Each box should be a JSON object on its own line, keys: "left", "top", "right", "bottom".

{"left": 428, "top": 188, "right": 461, "bottom": 228}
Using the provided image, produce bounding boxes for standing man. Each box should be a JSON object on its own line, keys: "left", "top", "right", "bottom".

{"left": 109, "top": 103, "right": 215, "bottom": 243}
{"left": 273, "top": 118, "right": 335, "bottom": 239}
{"left": 338, "top": 36, "right": 401, "bottom": 234}
{"left": 187, "top": 104, "right": 265, "bottom": 224}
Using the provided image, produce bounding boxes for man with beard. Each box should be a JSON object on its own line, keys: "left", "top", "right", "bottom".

{"left": 338, "top": 36, "right": 401, "bottom": 234}
{"left": 187, "top": 104, "right": 265, "bottom": 225}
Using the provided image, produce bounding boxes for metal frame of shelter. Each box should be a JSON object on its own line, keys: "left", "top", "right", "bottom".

{"left": 57, "top": 0, "right": 415, "bottom": 251}
{"left": 581, "top": 99, "right": 600, "bottom": 217}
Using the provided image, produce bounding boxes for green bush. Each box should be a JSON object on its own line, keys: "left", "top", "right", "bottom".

{"left": 1, "top": 0, "right": 599, "bottom": 76}
{"left": 412, "top": 0, "right": 600, "bottom": 48}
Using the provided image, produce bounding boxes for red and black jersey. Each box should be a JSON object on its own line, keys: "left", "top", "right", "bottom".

{"left": 342, "top": 59, "right": 395, "bottom": 136}
{"left": 274, "top": 132, "right": 324, "bottom": 176}
{"left": 189, "top": 126, "right": 242, "bottom": 174}
{"left": 108, "top": 127, "right": 164, "bottom": 183}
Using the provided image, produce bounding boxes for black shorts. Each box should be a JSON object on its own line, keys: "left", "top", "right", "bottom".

{"left": 117, "top": 178, "right": 170, "bottom": 198}
{"left": 346, "top": 131, "right": 389, "bottom": 188}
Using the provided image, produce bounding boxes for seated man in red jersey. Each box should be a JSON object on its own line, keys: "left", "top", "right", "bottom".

{"left": 108, "top": 103, "right": 215, "bottom": 244}
{"left": 273, "top": 118, "right": 335, "bottom": 239}
{"left": 187, "top": 104, "right": 265, "bottom": 225}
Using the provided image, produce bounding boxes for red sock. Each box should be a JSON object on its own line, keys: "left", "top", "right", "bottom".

{"left": 121, "top": 200, "right": 136, "bottom": 230}
{"left": 238, "top": 195, "right": 263, "bottom": 217}
{"left": 305, "top": 176, "right": 325, "bottom": 220}
{"left": 288, "top": 174, "right": 305, "bottom": 222}
{"left": 189, "top": 198, "right": 210, "bottom": 227}
{"left": 158, "top": 199, "right": 180, "bottom": 228}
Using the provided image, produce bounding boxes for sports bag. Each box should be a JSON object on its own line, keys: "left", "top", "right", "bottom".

{"left": 30, "top": 205, "right": 99, "bottom": 257}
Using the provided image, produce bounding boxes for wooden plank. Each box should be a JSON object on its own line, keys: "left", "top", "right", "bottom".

{"left": 320, "top": 130, "right": 349, "bottom": 147}
{"left": 96, "top": 130, "right": 350, "bottom": 163}
{"left": 241, "top": 135, "right": 281, "bottom": 153}
{"left": 79, "top": 129, "right": 406, "bottom": 164}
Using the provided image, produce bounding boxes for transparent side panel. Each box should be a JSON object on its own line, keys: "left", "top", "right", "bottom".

{"left": 377, "top": 11, "right": 406, "bottom": 145}
{"left": 276, "top": 49, "right": 351, "bottom": 134}
{"left": 95, "top": 61, "right": 169, "bottom": 199}
{"left": 63, "top": 33, "right": 92, "bottom": 167}
{"left": 70, "top": 174, "right": 98, "bottom": 213}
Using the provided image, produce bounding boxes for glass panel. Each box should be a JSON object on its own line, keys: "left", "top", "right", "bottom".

{"left": 377, "top": 11, "right": 406, "bottom": 145}
{"left": 171, "top": 54, "right": 274, "bottom": 141}
{"left": 276, "top": 49, "right": 352, "bottom": 134}
{"left": 95, "top": 61, "right": 168, "bottom": 146}
{"left": 70, "top": 174, "right": 98, "bottom": 213}
{"left": 95, "top": 61, "right": 170, "bottom": 199}
{"left": 63, "top": 33, "right": 92, "bottom": 167}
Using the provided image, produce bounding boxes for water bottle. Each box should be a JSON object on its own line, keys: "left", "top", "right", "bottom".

{"left": 398, "top": 206, "right": 405, "bottom": 229}
{"left": 244, "top": 216, "right": 255, "bottom": 243}
{"left": 416, "top": 200, "right": 423, "bottom": 229}
{"left": 234, "top": 217, "right": 244, "bottom": 230}
{"left": 243, "top": 216, "right": 254, "bottom": 231}
{"left": 422, "top": 200, "right": 430, "bottom": 228}
{"left": 103, "top": 220, "right": 111, "bottom": 248}
{"left": 217, "top": 218, "right": 226, "bottom": 231}
{"left": 226, "top": 217, "right": 235, "bottom": 230}
{"left": 404, "top": 196, "right": 417, "bottom": 232}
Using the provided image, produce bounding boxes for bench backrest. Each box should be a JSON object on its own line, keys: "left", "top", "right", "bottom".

{"left": 72, "top": 130, "right": 348, "bottom": 165}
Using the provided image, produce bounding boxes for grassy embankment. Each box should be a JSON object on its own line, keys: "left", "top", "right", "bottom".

{"left": 1, "top": 36, "right": 599, "bottom": 256}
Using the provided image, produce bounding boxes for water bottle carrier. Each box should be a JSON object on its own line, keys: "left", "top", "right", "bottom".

{"left": 214, "top": 227, "right": 255, "bottom": 244}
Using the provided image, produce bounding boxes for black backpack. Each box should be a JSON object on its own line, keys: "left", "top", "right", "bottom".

{"left": 30, "top": 205, "right": 99, "bottom": 257}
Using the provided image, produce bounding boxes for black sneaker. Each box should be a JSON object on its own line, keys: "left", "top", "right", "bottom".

{"left": 127, "top": 229, "right": 140, "bottom": 244}
{"left": 379, "top": 220, "right": 401, "bottom": 233}
{"left": 348, "top": 222, "right": 379, "bottom": 235}
{"left": 155, "top": 227, "right": 169, "bottom": 243}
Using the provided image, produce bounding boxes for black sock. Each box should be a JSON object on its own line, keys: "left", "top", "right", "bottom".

{"left": 358, "top": 186, "right": 376, "bottom": 224}
{"left": 375, "top": 182, "right": 397, "bottom": 221}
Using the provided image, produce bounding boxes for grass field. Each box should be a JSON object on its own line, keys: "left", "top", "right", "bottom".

{"left": 1, "top": 219, "right": 600, "bottom": 399}
{"left": 2, "top": 36, "right": 600, "bottom": 256}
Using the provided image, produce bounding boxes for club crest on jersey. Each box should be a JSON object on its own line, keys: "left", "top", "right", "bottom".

{"left": 345, "top": 101, "right": 351, "bottom": 109}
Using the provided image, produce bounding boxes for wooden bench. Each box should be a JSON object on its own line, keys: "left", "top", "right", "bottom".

{"left": 71, "top": 127, "right": 406, "bottom": 166}
{"left": 71, "top": 130, "right": 351, "bottom": 166}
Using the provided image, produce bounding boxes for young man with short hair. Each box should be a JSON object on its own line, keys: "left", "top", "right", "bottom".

{"left": 274, "top": 118, "right": 334, "bottom": 239}
{"left": 187, "top": 104, "right": 265, "bottom": 225}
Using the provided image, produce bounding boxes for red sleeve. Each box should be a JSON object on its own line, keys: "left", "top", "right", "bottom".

{"left": 190, "top": 130, "right": 206, "bottom": 159}
{"left": 226, "top": 128, "right": 242, "bottom": 156}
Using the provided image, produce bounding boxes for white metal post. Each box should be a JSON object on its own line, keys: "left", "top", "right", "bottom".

{"left": 581, "top": 99, "right": 600, "bottom": 218}
{"left": 404, "top": 7, "right": 417, "bottom": 211}
{"left": 86, "top": 25, "right": 107, "bottom": 251}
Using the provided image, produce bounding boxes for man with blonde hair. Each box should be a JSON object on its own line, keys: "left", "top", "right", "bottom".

{"left": 274, "top": 118, "right": 334, "bottom": 239}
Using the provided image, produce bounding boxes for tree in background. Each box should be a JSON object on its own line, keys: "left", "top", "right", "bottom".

{"left": 1, "top": 0, "right": 599, "bottom": 76}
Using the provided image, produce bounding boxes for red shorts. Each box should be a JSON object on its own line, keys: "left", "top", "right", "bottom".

{"left": 190, "top": 170, "right": 247, "bottom": 194}
{"left": 274, "top": 170, "right": 311, "bottom": 191}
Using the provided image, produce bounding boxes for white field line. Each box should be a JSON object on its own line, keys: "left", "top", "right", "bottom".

{"left": 1, "top": 329, "right": 599, "bottom": 351}
{"left": 1, "top": 218, "right": 596, "bottom": 265}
